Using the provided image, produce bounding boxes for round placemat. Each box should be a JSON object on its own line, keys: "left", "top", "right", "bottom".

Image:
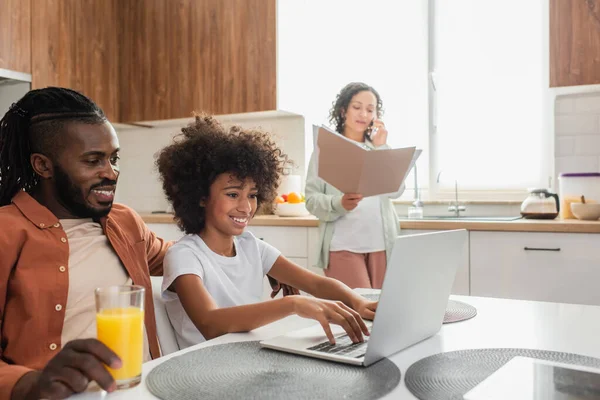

{"left": 405, "top": 348, "right": 600, "bottom": 400}
{"left": 362, "top": 294, "right": 476, "bottom": 324}
{"left": 443, "top": 300, "right": 477, "bottom": 324}
{"left": 146, "top": 341, "right": 401, "bottom": 400}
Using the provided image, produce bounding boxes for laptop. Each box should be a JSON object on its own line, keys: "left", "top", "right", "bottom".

{"left": 260, "top": 229, "right": 468, "bottom": 366}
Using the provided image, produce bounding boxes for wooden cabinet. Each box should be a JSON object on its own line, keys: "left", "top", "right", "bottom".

{"left": 31, "top": 0, "right": 121, "bottom": 121}
{"left": 0, "top": 0, "right": 31, "bottom": 73}
{"left": 119, "top": 0, "right": 276, "bottom": 122}
{"left": 29, "top": 0, "right": 276, "bottom": 123}
{"left": 470, "top": 231, "right": 600, "bottom": 306}
{"left": 550, "top": 0, "right": 600, "bottom": 87}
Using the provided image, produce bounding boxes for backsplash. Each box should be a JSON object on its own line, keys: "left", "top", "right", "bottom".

{"left": 113, "top": 111, "right": 307, "bottom": 212}
{"left": 555, "top": 92, "right": 600, "bottom": 186}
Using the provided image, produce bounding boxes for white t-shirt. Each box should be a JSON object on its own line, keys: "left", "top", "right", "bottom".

{"left": 329, "top": 195, "right": 386, "bottom": 253}
{"left": 161, "top": 231, "right": 281, "bottom": 349}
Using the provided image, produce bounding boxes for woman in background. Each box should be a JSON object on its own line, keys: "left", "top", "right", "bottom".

{"left": 305, "top": 82, "right": 404, "bottom": 289}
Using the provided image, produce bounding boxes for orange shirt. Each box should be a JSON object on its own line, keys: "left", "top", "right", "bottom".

{"left": 0, "top": 191, "right": 171, "bottom": 399}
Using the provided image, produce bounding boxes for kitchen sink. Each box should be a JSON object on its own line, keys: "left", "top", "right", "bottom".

{"left": 417, "top": 215, "right": 523, "bottom": 221}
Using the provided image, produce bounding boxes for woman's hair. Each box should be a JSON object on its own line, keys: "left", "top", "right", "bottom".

{"left": 328, "top": 82, "right": 384, "bottom": 139}
{"left": 0, "top": 87, "right": 106, "bottom": 206}
{"left": 156, "top": 114, "right": 291, "bottom": 234}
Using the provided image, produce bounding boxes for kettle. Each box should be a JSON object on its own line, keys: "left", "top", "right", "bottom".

{"left": 520, "top": 189, "right": 560, "bottom": 219}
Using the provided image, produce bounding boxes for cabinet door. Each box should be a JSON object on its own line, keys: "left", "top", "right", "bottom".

{"left": 246, "top": 226, "right": 308, "bottom": 259}
{"left": 470, "top": 231, "right": 600, "bottom": 305}
{"left": 550, "top": 0, "right": 600, "bottom": 87}
{"left": 0, "top": 0, "right": 30, "bottom": 73}
{"left": 146, "top": 223, "right": 186, "bottom": 242}
{"left": 399, "top": 229, "right": 469, "bottom": 295}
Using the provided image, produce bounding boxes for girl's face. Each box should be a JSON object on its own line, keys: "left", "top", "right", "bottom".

{"left": 203, "top": 173, "right": 258, "bottom": 237}
{"left": 342, "top": 90, "right": 378, "bottom": 136}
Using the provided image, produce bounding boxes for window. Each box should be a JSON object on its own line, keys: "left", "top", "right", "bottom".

{"left": 432, "top": 0, "right": 551, "bottom": 198}
{"left": 277, "top": 0, "right": 429, "bottom": 193}
{"left": 277, "top": 0, "right": 551, "bottom": 200}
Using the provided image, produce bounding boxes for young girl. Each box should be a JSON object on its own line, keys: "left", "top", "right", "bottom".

{"left": 305, "top": 82, "right": 404, "bottom": 289}
{"left": 156, "top": 114, "right": 376, "bottom": 349}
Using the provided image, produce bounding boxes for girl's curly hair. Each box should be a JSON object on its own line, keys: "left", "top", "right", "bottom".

{"left": 156, "top": 114, "right": 291, "bottom": 234}
{"left": 328, "top": 82, "right": 384, "bottom": 140}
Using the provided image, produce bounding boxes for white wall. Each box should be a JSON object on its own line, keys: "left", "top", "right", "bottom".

{"left": 0, "top": 81, "right": 30, "bottom": 117}
{"left": 555, "top": 92, "right": 600, "bottom": 186}
{"left": 113, "top": 111, "right": 307, "bottom": 212}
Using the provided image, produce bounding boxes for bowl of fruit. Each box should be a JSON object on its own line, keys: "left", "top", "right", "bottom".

{"left": 274, "top": 192, "right": 310, "bottom": 217}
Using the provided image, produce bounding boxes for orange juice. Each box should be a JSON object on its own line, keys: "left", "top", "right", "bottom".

{"left": 96, "top": 307, "right": 144, "bottom": 381}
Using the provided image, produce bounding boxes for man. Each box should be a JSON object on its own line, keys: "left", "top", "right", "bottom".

{"left": 0, "top": 87, "right": 294, "bottom": 400}
{"left": 0, "top": 87, "right": 171, "bottom": 399}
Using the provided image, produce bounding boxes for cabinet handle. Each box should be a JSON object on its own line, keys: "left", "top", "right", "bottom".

{"left": 523, "top": 247, "right": 561, "bottom": 252}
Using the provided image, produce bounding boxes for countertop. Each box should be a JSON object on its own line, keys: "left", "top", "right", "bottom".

{"left": 139, "top": 213, "right": 600, "bottom": 233}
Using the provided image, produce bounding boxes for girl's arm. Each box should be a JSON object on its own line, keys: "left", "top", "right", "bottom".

{"left": 173, "top": 273, "right": 368, "bottom": 344}
{"left": 267, "top": 256, "right": 377, "bottom": 320}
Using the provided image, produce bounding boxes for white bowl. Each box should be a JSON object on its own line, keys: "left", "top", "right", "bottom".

{"left": 570, "top": 203, "right": 600, "bottom": 220}
{"left": 275, "top": 202, "right": 310, "bottom": 217}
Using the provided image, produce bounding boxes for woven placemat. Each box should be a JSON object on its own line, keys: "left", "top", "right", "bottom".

{"left": 362, "top": 294, "right": 476, "bottom": 324}
{"left": 405, "top": 348, "right": 600, "bottom": 400}
{"left": 146, "top": 341, "right": 401, "bottom": 400}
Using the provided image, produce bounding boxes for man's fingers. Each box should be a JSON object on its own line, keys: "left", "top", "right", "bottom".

{"left": 67, "top": 339, "right": 121, "bottom": 368}
{"left": 69, "top": 352, "right": 116, "bottom": 393}
{"left": 43, "top": 381, "right": 74, "bottom": 400}
{"left": 52, "top": 366, "right": 90, "bottom": 394}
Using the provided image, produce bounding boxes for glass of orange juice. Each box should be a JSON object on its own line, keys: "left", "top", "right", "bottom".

{"left": 95, "top": 285, "right": 145, "bottom": 390}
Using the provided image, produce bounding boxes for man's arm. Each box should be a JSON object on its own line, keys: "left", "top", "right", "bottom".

{"left": 129, "top": 209, "right": 173, "bottom": 276}
{"left": 143, "top": 225, "right": 173, "bottom": 276}
{"left": 0, "top": 220, "right": 35, "bottom": 400}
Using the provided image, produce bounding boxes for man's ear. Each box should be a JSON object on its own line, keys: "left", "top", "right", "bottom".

{"left": 199, "top": 198, "right": 206, "bottom": 207}
{"left": 30, "top": 153, "right": 54, "bottom": 179}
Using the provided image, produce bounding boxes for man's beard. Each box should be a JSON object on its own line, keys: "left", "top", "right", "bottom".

{"left": 53, "top": 165, "right": 113, "bottom": 219}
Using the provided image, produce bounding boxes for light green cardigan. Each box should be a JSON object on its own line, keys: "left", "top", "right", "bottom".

{"left": 304, "top": 142, "right": 405, "bottom": 269}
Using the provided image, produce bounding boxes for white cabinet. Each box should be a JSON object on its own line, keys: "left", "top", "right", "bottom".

{"left": 399, "top": 228, "right": 470, "bottom": 296}
{"left": 147, "top": 223, "right": 186, "bottom": 242}
{"left": 470, "top": 231, "right": 600, "bottom": 306}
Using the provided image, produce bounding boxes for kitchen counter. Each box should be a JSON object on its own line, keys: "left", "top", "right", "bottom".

{"left": 398, "top": 218, "right": 600, "bottom": 233}
{"left": 140, "top": 213, "right": 320, "bottom": 227}
{"left": 139, "top": 213, "right": 600, "bottom": 233}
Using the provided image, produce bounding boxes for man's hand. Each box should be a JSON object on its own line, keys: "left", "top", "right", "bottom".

{"left": 12, "top": 339, "right": 121, "bottom": 400}
{"left": 267, "top": 274, "right": 300, "bottom": 298}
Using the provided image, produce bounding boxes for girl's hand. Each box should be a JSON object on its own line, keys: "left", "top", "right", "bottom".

{"left": 353, "top": 298, "right": 378, "bottom": 321}
{"left": 370, "top": 119, "right": 388, "bottom": 146}
{"left": 291, "top": 297, "right": 370, "bottom": 344}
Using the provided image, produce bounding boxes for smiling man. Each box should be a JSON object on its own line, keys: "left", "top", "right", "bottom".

{"left": 0, "top": 87, "right": 172, "bottom": 400}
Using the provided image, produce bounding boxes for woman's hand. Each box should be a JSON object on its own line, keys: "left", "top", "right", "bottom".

{"left": 341, "top": 193, "right": 363, "bottom": 211}
{"left": 291, "top": 297, "right": 370, "bottom": 344}
{"left": 370, "top": 119, "right": 388, "bottom": 146}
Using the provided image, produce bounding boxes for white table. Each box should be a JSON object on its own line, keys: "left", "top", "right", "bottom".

{"left": 71, "top": 296, "right": 600, "bottom": 399}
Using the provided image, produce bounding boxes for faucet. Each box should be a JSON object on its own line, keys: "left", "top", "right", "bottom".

{"left": 412, "top": 164, "right": 423, "bottom": 208}
{"left": 436, "top": 171, "right": 466, "bottom": 217}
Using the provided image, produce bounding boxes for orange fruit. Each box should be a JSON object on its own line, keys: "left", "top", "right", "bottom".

{"left": 275, "top": 196, "right": 285, "bottom": 204}
{"left": 287, "top": 192, "right": 302, "bottom": 204}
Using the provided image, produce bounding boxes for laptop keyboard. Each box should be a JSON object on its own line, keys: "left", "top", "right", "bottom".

{"left": 362, "top": 293, "right": 380, "bottom": 301}
{"left": 306, "top": 293, "right": 379, "bottom": 359}
{"left": 307, "top": 335, "right": 370, "bottom": 359}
